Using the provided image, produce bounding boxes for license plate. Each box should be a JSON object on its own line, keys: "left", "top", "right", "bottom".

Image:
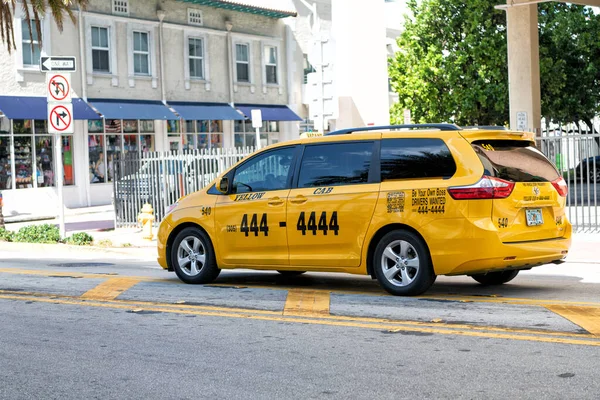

{"left": 526, "top": 209, "right": 543, "bottom": 226}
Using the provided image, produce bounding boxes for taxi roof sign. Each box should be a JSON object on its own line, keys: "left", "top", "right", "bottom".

{"left": 300, "top": 131, "right": 323, "bottom": 138}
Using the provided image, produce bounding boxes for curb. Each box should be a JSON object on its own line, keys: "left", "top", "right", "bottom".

{"left": 4, "top": 216, "right": 57, "bottom": 224}
{"left": 0, "top": 241, "right": 156, "bottom": 260}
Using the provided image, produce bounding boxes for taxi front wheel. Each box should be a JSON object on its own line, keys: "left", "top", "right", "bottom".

{"left": 373, "top": 230, "right": 436, "bottom": 296}
{"left": 170, "top": 227, "right": 220, "bottom": 284}
{"left": 470, "top": 270, "right": 519, "bottom": 286}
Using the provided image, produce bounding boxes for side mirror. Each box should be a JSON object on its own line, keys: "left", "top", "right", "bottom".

{"left": 217, "top": 177, "right": 229, "bottom": 194}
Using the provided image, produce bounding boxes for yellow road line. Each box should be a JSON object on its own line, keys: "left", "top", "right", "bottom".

{"left": 81, "top": 278, "right": 141, "bottom": 300}
{"left": 3, "top": 286, "right": 598, "bottom": 340}
{"left": 1, "top": 292, "right": 599, "bottom": 347}
{"left": 284, "top": 289, "right": 330, "bottom": 316}
{"left": 2, "top": 267, "right": 600, "bottom": 309}
{"left": 546, "top": 305, "right": 600, "bottom": 336}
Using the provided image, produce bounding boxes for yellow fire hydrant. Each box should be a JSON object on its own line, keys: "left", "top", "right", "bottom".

{"left": 137, "top": 203, "right": 155, "bottom": 240}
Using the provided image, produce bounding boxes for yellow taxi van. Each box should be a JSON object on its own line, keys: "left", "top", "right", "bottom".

{"left": 157, "top": 124, "right": 571, "bottom": 296}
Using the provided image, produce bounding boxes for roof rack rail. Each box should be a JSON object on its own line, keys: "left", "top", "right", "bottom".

{"left": 326, "top": 124, "right": 462, "bottom": 136}
{"left": 462, "top": 125, "right": 507, "bottom": 130}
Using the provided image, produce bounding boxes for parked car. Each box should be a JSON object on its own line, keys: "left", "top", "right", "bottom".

{"left": 157, "top": 124, "right": 571, "bottom": 296}
{"left": 564, "top": 156, "right": 600, "bottom": 183}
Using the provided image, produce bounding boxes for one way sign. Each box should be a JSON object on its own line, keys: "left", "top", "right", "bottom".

{"left": 40, "top": 56, "right": 77, "bottom": 72}
{"left": 48, "top": 103, "right": 74, "bottom": 134}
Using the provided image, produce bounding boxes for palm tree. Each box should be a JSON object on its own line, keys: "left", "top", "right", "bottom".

{"left": 0, "top": 0, "right": 88, "bottom": 53}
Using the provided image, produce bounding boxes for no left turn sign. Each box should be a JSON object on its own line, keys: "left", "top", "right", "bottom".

{"left": 46, "top": 73, "right": 71, "bottom": 102}
{"left": 48, "top": 103, "right": 73, "bottom": 134}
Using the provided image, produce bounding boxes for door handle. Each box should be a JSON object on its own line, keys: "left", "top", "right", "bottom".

{"left": 289, "top": 195, "right": 307, "bottom": 204}
{"left": 268, "top": 197, "right": 284, "bottom": 206}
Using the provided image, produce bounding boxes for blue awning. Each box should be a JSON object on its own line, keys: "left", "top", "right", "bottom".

{"left": 236, "top": 104, "right": 302, "bottom": 121}
{"left": 88, "top": 98, "right": 178, "bottom": 120}
{"left": 169, "top": 101, "right": 244, "bottom": 121}
{"left": 0, "top": 96, "right": 100, "bottom": 120}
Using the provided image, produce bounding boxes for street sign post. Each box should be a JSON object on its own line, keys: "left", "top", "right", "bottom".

{"left": 40, "top": 56, "right": 77, "bottom": 72}
{"left": 251, "top": 109, "right": 263, "bottom": 150}
{"left": 43, "top": 60, "right": 75, "bottom": 239}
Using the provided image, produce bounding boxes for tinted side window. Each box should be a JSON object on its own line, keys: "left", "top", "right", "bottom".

{"left": 232, "top": 146, "right": 295, "bottom": 193}
{"left": 380, "top": 139, "right": 457, "bottom": 180}
{"left": 297, "top": 142, "right": 373, "bottom": 188}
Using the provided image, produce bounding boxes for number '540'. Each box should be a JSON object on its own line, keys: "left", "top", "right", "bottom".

{"left": 297, "top": 211, "right": 339, "bottom": 236}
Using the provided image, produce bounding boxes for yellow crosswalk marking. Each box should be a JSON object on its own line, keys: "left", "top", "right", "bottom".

{"left": 284, "top": 289, "right": 330, "bottom": 316}
{"left": 546, "top": 305, "right": 600, "bottom": 336}
{"left": 81, "top": 278, "right": 140, "bottom": 300}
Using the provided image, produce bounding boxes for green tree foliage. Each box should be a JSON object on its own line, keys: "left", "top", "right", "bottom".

{"left": 389, "top": 0, "right": 600, "bottom": 127}
{"left": 0, "top": 0, "right": 87, "bottom": 53}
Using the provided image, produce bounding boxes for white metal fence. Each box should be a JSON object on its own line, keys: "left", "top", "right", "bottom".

{"left": 538, "top": 122, "right": 600, "bottom": 232}
{"left": 112, "top": 148, "right": 253, "bottom": 227}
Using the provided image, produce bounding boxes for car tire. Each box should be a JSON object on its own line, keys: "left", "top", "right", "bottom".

{"left": 589, "top": 167, "right": 600, "bottom": 183}
{"left": 373, "top": 230, "right": 436, "bottom": 296}
{"left": 170, "top": 227, "right": 220, "bottom": 284}
{"left": 277, "top": 270, "right": 306, "bottom": 276}
{"left": 470, "top": 270, "right": 519, "bottom": 286}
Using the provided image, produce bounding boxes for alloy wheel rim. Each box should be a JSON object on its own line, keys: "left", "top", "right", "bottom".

{"left": 380, "top": 240, "right": 420, "bottom": 287}
{"left": 177, "top": 236, "right": 206, "bottom": 276}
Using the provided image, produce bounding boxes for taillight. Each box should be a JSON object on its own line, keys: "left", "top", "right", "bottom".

{"left": 448, "top": 176, "right": 515, "bottom": 200}
{"left": 552, "top": 177, "right": 568, "bottom": 197}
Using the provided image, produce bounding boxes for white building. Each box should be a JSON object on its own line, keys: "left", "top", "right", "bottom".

{"left": 0, "top": 0, "right": 302, "bottom": 216}
{"left": 288, "top": 0, "right": 405, "bottom": 132}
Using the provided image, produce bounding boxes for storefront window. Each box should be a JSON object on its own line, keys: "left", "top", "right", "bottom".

{"left": 89, "top": 134, "right": 105, "bottom": 183}
{"left": 35, "top": 136, "right": 53, "bottom": 187}
{"left": 167, "top": 120, "right": 179, "bottom": 134}
{"left": 123, "top": 120, "right": 138, "bottom": 133}
{"left": 0, "top": 135, "right": 11, "bottom": 190}
{"left": 234, "top": 119, "right": 278, "bottom": 148}
{"left": 124, "top": 134, "right": 138, "bottom": 154}
{"left": 140, "top": 134, "right": 154, "bottom": 153}
{"left": 0, "top": 119, "right": 74, "bottom": 190}
{"left": 140, "top": 120, "right": 154, "bottom": 133}
{"left": 14, "top": 135, "right": 32, "bottom": 189}
{"left": 181, "top": 120, "right": 223, "bottom": 150}
{"left": 89, "top": 119, "right": 155, "bottom": 184}
{"left": 13, "top": 119, "right": 32, "bottom": 134}
{"left": 88, "top": 120, "right": 104, "bottom": 133}
{"left": 106, "top": 134, "right": 121, "bottom": 183}
{"left": 62, "top": 136, "right": 74, "bottom": 186}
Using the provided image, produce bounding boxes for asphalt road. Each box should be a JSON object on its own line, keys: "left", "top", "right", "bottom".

{"left": 0, "top": 249, "right": 599, "bottom": 399}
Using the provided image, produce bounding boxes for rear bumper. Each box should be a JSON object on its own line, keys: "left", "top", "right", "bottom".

{"left": 444, "top": 237, "right": 571, "bottom": 276}
{"left": 428, "top": 218, "right": 572, "bottom": 276}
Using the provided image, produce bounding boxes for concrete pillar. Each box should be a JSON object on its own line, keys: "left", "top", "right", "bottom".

{"left": 506, "top": 3, "right": 541, "bottom": 132}
{"left": 331, "top": 0, "right": 389, "bottom": 129}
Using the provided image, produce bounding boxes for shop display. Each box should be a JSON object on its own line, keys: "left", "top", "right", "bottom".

{"left": 0, "top": 136, "right": 11, "bottom": 190}
{"left": 14, "top": 136, "right": 32, "bottom": 189}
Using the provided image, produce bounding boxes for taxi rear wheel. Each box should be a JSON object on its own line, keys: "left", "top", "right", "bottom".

{"left": 470, "top": 270, "right": 519, "bottom": 286}
{"left": 277, "top": 270, "right": 306, "bottom": 276}
{"left": 373, "top": 230, "right": 436, "bottom": 296}
{"left": 170, "top": 227, "right": 220, "bottom": 284}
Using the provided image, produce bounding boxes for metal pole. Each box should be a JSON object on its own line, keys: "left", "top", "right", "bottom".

{"left": 55, "top": 133, "right": 65, "bottom": 238}
{"left": 255, "top": 126, "right": 261, "bottom": 150}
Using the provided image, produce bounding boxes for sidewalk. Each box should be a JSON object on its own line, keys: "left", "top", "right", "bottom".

{"left": 1, "top": 204, "right": 599, "bottom": 264}
{"left": 2, "top": 204, "right": 156, "bottom": 249}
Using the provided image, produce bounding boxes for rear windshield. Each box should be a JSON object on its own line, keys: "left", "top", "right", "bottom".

{"left": 472, "top": 140, "right": 559, "bottom": 182}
